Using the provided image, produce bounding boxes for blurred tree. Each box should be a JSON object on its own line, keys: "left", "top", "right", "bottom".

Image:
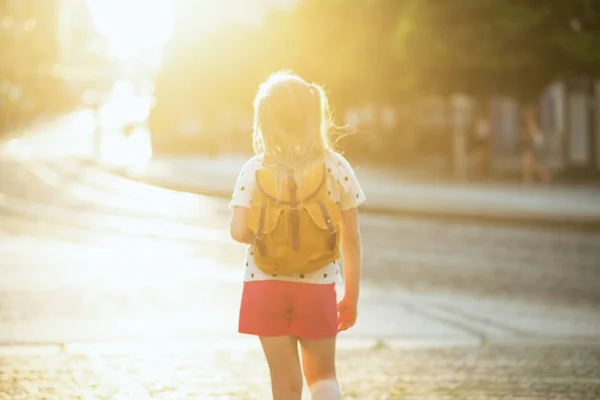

{"left": 152, "top": 0, "right": 600, "bottom": 161}
{"left": 261, "top": 0, "right": 403, "bottom": 107}
{"left": 253, "top": 0, "right": 406, "bottom": 162}
{"left": 394, "top": 0, "right": 600, "bottom": 101}
{"left": 0, "top": 0, "right": 68, "bottom": 131}
{"left": 556, "top": 0, "right": 600, "bottom": 76}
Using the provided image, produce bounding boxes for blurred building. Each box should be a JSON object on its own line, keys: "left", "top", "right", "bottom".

{"left": 0, "top": 0, "right": 70, "bottom": 131}
{"left": 548, "top": 79, "right": 600, "bottom": 177}
{"left": 0, "top": 0, "right": 115, "bottom": 134}
{"left": 489, "top": 80, "right": 600, "bottom": 178}
{"left": 1, "top": 0, "right": 60, "bottom": 74}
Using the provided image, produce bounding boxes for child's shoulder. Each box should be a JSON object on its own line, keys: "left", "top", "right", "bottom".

{"left": 323, "top": 150, "right": 362, "bottom": 190}
{"left": 240, "top": 154, "right": 264, "bottom": 171}
{"left": 324, "top": 150, "right": 355, "bottom": 171}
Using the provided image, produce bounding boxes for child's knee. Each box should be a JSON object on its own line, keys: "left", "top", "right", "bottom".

{"left": 271, "top": 373, "right": 303, "bottom": 396}
{"left": 309, "top": 379, "right": 341, "bottom": 400}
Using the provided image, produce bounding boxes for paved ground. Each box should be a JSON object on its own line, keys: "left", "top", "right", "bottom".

{"left": 1, "top": 155, "right": 600, "bottom": 398}
{"left": 3, "top": 343, "right": 600, "bottom": 399}
{"left": 1, "top": 107, "right": 600, "bottom": 398}
{"left": 2, "top": 157, "right": 599, "bottom": 310}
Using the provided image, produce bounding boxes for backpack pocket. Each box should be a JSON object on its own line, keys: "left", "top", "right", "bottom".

{"left": 248, "top": 203, "right": 283, "bottom": 234}
{"left": 304, "top": 199, "right": 341, "bottom": 252}
{"left": 304, "top": 199, "right": 342, "bottom": 230}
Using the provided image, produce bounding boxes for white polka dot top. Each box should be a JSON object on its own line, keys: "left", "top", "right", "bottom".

{"left": 229, "top": 151, "right": 366, "bottom": 284}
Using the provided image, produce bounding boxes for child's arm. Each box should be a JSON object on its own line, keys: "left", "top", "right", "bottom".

{"left": 229, "top": 157, "right": 260, "bottom": 244}
{"left": 230, "top": 206, "right": 254, "bottom": 244}
{"left": 340, "top": 208, "right": 362, "bottom": 302}
{"left": 330, "top": 152, "right": 366, "bottom": 331}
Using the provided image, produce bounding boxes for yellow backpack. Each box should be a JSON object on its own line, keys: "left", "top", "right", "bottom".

{"left": 248, "top": 161, "right": 342, "bottom": 275}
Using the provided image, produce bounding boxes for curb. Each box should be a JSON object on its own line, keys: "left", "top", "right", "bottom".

{"left": 111, "top": 171, "right": 600, "bottom": 231}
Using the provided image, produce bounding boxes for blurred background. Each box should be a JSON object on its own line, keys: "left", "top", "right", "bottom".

{"left": 2, "top": 1, "right": 600, "bottom": 398}
{"left": 2, "top": 0, "right": 600, "bottom": 181}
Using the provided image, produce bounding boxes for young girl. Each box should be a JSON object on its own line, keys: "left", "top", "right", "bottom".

{"left": 519, "top": 103, "right": 552, "bottom": 185}
{"left": 229, "top": 71, "right": 365, "bottom": 400}
{"left": 468, "top": 102, "right": 491, "bottom": 179}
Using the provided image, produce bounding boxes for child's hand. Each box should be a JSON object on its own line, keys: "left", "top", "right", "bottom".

{"left": 337, "top": 297, "right": 358, "bottom": 332}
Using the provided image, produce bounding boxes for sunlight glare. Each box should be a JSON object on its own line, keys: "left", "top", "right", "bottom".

{"left": 85, "top": 0, "right": 174, "bottom": 61}
{"left": 96, "top": 79, "right": 154, "bottom": 171}
{"left": 2, "top": 139, "right": 30, "bottom": 161}
{"left": 100, "top": 127, "right": 153, "bottom": 173}
{"left": 100, "top": 80, "right": 153, "bottom": 127}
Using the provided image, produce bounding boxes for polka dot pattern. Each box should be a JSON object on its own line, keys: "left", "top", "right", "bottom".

{"left": 242, "top": 245, "right": 341, "bottom": 284}
{"left": 230, "top": 151, "right": 365, "bottom": 285}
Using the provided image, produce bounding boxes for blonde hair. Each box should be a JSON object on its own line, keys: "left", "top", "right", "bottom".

{"left": 252, "top": 71, "right": 333, "bottom": 169}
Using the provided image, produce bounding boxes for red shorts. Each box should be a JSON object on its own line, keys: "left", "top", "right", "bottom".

{"left": 239, "top": 280, "right": 338, "bottom": 339}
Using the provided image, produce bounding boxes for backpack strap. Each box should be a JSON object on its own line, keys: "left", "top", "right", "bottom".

{"left": 255, "top": 163, "right": 327, "bottom": 205}
{"left": 255, "top": 204, "right": 267, "bottom": 256}
{"left": 318, "top": 201, "right": 337, "bottom": 251}
{"left": 287, "top": 170, "right": 300, "bottom": 251}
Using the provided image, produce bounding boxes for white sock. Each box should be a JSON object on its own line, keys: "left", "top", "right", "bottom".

{"left": 309, "top": 379, "right": 341, "bottom": 400}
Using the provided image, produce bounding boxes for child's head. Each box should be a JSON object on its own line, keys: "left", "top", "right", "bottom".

{"left": 252, "top": 71, "right": 332, "bottom": 167}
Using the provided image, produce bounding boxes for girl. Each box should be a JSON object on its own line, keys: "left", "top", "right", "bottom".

{"left": 229, "top": 71, "right": 365, "bottom": 400}
{"left": 468, "top": 102, "right": 491, "bottom": 179}
{"left": 519, "top": 103, "right": 552, "bottom": 185}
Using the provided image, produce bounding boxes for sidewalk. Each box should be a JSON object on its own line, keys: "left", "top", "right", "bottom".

{"left": 2, "top": 341, "right": 599, "bottom": 399}
{"left": 120, "top": 154, "right": 600, "bottom": 227}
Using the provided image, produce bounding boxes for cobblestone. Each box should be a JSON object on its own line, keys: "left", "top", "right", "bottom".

{"left": 1, "top": 343, "right": 599, "bottom": 399}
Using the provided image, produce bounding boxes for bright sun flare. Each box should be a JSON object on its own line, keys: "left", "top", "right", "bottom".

{"left": 85, "top": 0, "right": 279, "bottom": 62}
{"left": 85, "top": 0, "right": 174, "bottom": 61}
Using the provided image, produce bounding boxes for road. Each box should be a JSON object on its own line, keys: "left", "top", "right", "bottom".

{"left": 1, "top": 156, "right": 599, "bottom": 316}
{"left": 0, "top": 152, "right": 600, "bottom": 340}
{"left": 1, "top": 121, "right": 600, "bottom": 398}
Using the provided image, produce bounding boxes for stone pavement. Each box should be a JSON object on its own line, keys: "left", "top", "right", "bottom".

{"left": 1, "top": 197, "right": 600, "bottom": 398}
{"left": 2, "top": 341, "right": 600, "bottom": 399}
{"left": 122, "top": 155, "right": 600, "bottom": 227}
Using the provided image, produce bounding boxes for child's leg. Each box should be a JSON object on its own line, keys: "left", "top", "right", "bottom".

{"left": 260, "top": 335, "right": 303, "bottom": 400}
{"left": 534, "top": 161, "right": 552, "bottom": 183}
{"left": 521, "top": 151, "right": 535, "bottom": 185}
{"left": 309, "top": 379, "right": 342, "bottom": 400}
{"left": 299, "top": 337, "right": 341, "bottom": 400}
